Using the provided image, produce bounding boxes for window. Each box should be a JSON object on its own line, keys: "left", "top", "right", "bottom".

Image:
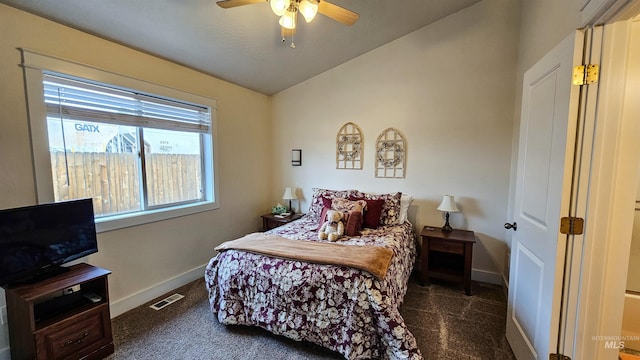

{"left": 22, "top": 50, "right": 218, "bottom": 232}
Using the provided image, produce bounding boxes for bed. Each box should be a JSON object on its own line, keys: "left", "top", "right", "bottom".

{"left": 204, "top": 188, "right": 423, "bottom": 360}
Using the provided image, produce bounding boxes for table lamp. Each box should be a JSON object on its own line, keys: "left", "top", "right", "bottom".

{"left": 282, "top": 187, "right": 297, "bottom": 214}
{"left": 437, "top": 195, "right": 459, "bottom": 232}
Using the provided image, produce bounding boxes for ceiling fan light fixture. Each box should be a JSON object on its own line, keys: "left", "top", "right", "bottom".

{"left": 270, "top": 0, "right": 290, "bottom": 16}
{"left": 279, "top": 8, "right": 297, "bottom": 29}
{"left": 299, "top": 0, "right": 318, "bottom": 23}
{"left": 216, "top": 0, "right": 359, "bottom": 47}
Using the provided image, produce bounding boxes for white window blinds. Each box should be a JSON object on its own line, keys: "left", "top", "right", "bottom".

{"left": 43, "top": 73, "right": 211, "bottom": 133}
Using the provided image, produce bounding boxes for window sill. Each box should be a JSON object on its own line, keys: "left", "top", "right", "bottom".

{"left": 95, "top": 201, "right": 218, "bottom": 233}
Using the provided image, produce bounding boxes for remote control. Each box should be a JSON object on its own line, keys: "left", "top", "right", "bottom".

{"left": 83, "top": 292, "right": 102, "bottom": 303}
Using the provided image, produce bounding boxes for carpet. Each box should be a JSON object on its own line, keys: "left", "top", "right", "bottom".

{"left": 105, "top": 276, "right": 515, "bottom": 359}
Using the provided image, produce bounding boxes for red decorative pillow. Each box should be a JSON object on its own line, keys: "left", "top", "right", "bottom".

{"left": 343, "top": 210, "right": 362, "bottom": 236}
{"left": 317, "top": 207, "right": 362, "bottom": 236}
{"left": 351, "top": 192, "right": 402, "bottom": 226}
{"left": 308, "top": 188, "right": 360, "bottom": 219}
{"left": 317, "top": 206, "right": 331, "bottom": 229}
{"left": 349, "top": 196, "right": 384, "bottom": 229}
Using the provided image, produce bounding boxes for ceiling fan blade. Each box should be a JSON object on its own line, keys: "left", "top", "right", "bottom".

{"left": 216, "top": 0, "right": 265, "bottom": 9}
{"left": 318, "top": 1, "right": 359, "bottom": 26}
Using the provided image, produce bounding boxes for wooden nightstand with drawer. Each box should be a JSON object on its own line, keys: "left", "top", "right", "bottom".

{"left": 261, "top": 213, "right": 304, "bottom": 231}
{"left": 419, "top": 226, "right": 476, "bottom": 295}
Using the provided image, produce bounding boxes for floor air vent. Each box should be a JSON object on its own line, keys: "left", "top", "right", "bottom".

{"left": 149, "top": 293, "right": 184, "bottom": 310}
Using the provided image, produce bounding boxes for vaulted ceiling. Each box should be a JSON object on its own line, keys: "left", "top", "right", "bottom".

{"left": 1, "top": 0, "right": 481, "bottom": 95}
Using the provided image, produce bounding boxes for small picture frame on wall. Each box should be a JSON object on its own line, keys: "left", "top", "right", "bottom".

{"left": 292, "top": 149, "right": 302, "bottom": 166}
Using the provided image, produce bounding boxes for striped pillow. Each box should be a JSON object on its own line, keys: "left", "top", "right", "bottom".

{"left": 317, "top": 207, "right": 362, "bottom": 236}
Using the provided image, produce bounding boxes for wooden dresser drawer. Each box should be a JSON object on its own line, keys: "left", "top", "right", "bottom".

{"left": 5, "top": 264, "right": 113, "bottom": 360}
{"left": 429, "top": 238, "right": 465, "bottom": 254}
{"left": 35, "top": 305, "right": 111, "bottom": 360}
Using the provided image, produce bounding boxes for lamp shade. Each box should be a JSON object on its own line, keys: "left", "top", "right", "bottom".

{"left": 437, "top": 195, "right": 459, "bottom": 212}
{"left": 279, "top": 9, "right": 297, "bottom": 29}
{"left": 282, "top": 187, "right": 297, "bottom": 200}
{"left": 270, "top": 0, "right": 290, "bottom": 16}
{"left": 299, "top": 0, "right": 318, "bottom": 22}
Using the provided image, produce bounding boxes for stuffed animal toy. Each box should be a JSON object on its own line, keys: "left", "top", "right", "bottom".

{"left": 318, "top": 210, "right": 345, "bottom": 242}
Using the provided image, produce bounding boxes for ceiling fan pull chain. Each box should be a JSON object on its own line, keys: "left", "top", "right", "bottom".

{"left": 290, "top": 11, "right": 296, "bottom": 48}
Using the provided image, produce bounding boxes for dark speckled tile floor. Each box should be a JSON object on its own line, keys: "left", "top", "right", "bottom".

{"left": 401, "top": 277, "right": 516, "bottom": 360}
{"left": 107, "top": 277, "right": 515, "bottom": 360}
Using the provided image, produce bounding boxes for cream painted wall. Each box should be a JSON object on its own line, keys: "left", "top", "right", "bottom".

{"left": 0, "top": 4, "right": 271, "bottom": 356}
{"left": 517, "top": 1, "right": 583, "bottom": 75}
{"left": 271, "top": 0, "right": 521, "bottom": 283}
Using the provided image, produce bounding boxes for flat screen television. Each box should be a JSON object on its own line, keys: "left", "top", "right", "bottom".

{"left": 0, "top": 198, "right": 98, "bottom": 287}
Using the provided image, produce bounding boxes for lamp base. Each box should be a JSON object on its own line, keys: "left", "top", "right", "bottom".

{"left": 441, "top": 212, "right": 453, "bottom": 232}
{"left": 288, "top": 200, "right": 295, "bottom": 214}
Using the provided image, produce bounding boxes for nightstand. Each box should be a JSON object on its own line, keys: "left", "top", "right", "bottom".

{"left": 419, "top": 226, "right": 476, "bottom": 295}
{"left": 261, "top": 213, "right": 304, "bottom": 231}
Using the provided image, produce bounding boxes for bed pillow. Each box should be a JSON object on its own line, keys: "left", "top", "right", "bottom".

{"left": 398, "top": 194, "right": 413, "bottom": 224}
{"left": 331, "top": 198, "right": 365, "bottom": 235}
{"left": 317, "top": 206, "right": 330, "bottom": 229}
{"left": 331, "top": 198, "right": 367, "bottom": 214}
{"left": 308, "top": 188, "right": 359, "bottom": 220}
{"left": 343, "top": 210, "right": 363, "bottom": 236}
{"left": 351, "top": 192, "right": 402, "bottom": 226}
{"left": 316, "top": 206, "right": 362, "bottom": 236}
{"left": 317, "top": 198, "right": 366, "bottom": 234}
{"left": 349, "top": 196, "right": 384, "bottom": 229}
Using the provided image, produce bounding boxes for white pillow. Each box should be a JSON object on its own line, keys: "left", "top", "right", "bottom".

{"left": 399, "top": 194, "right": 413, "bottom": 224}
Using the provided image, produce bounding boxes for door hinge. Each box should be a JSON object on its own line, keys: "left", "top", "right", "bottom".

{"left": 549, "top": 354, "right": 571, "bottom": 360}
{"left": 572, "top": 64, "right": 599, "bottom": 85}
{"left": 560, "top": 217, "right": 584, "bottom": 235}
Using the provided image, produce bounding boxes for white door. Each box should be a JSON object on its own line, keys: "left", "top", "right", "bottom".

{"left": 506, "top": 31, "right": 585, "bottom": 360}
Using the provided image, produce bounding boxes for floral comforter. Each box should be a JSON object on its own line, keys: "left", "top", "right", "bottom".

{"left": 204, "top": 215, "right": 422, "bottom": 360}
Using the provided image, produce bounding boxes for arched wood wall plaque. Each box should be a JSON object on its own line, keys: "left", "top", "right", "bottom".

{"left": 336, "top": 122, "right": 363, "bottom": 170}
{"left": 375, "top": 127, "right": 406, "bottom": 178}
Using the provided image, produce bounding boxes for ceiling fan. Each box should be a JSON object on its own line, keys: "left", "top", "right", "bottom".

{"left": 216, "top": 0, "right": 359, "bottom": 45}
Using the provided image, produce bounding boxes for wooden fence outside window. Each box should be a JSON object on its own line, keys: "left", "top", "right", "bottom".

{"left": 50, "top": 151, "right": 202, "bottom": 216}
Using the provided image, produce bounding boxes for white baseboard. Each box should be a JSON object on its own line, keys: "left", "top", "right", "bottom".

{"left": 109, "top": 264, "right": 206, "bottom": 318}
{"left": 471, "top": 268, "right": 503, "bottom": 285}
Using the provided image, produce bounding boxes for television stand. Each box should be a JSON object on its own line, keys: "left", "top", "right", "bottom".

{"left": 4, "top": 263, "right": 113, "bottom": 360}
{"left": 9, "top": 265, "right": 70, "bottom": 286}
